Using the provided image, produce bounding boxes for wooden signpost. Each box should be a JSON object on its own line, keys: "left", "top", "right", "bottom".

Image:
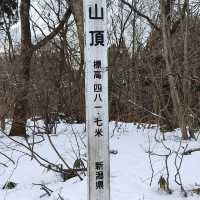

{"left": 83, "top": 1, "right": 110, "bottom": 200}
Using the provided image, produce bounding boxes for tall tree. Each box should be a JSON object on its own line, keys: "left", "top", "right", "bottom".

{"left": 160, "top": 0, "right": 190, "bottom": 139}
{"left": 10, "top": 0, "right": 72, "bottom": 137}
{"left": 72, "top": 0, "right": 84, "bottom": 71}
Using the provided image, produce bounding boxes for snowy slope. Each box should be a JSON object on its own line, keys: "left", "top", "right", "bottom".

{"left": 0, "top": 121, "right": 200, "bottom": 200}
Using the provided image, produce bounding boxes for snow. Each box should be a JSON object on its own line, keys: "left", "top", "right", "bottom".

{"left": 0, "top": 121, "right": 200, "bottom": 200}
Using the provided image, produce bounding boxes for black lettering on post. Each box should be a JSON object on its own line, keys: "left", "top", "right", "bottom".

{"left": 94, "top": 93, "right": 103, "bottom": 102}
{"left": 89, "top": 4, "right": 104, "bottom": 20}
{"left": 89, "top": 31, "right": 105, "bottom": 46}
{"left": 95, "top": 128, "right": 103, "bottom": 137}
{"left": 94, "top": 115, "right": 103, "bottom": 127}
{"left": 94, "top": 60, "right": 102, "bottom": 69}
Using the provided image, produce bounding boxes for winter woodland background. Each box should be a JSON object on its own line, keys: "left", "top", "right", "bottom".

{"left": 0, "top": 0, "right": 200, "bottom": 199}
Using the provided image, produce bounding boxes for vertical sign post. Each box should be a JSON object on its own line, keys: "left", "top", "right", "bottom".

{"left": 83, "top": 1, "right": 110, "bottom": 200}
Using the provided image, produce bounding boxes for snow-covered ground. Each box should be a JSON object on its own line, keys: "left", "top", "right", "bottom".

{"left": 0, "top": 121, "right": 200, "bottom": 200}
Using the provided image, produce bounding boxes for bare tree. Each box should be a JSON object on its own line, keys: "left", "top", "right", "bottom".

{"left": 10, "top": 0, "right": 72, "bottom": 137}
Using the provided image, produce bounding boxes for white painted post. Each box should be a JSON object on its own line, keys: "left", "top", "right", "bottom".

{"left": 83, "top": 1, "right": 110, "bottom": 200}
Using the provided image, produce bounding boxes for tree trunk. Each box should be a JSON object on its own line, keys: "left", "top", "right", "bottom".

{"left": 72, "top": 0, "right": 84, "bottom": 71}
{"left": 182, "top": 0, "right": 192, "bottom": 138}
{"left": 10, "top": 0, "right": 32, "bottom": 137}
{"left": 9, "top": 0, "right": 72, "bottom": 137}
{"left": 161, "top": 0, "right": 188, "bottom": 139}
{"left": 72, "top": 0, "right": 85, "bottom": 121}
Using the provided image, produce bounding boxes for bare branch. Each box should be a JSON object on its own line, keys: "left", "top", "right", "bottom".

{"left": 33, "top": 4, "right": 72, "bottom": 51}
{"left": 182, "top": 147, "right": 200, "bottom": 155}
{"left": 121, "top": 0, "right": 159, "bottom": 31}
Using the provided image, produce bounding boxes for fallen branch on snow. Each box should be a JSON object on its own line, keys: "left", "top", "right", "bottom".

{"left": 182, "top": 148, "right": 200, "bottom": 155}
